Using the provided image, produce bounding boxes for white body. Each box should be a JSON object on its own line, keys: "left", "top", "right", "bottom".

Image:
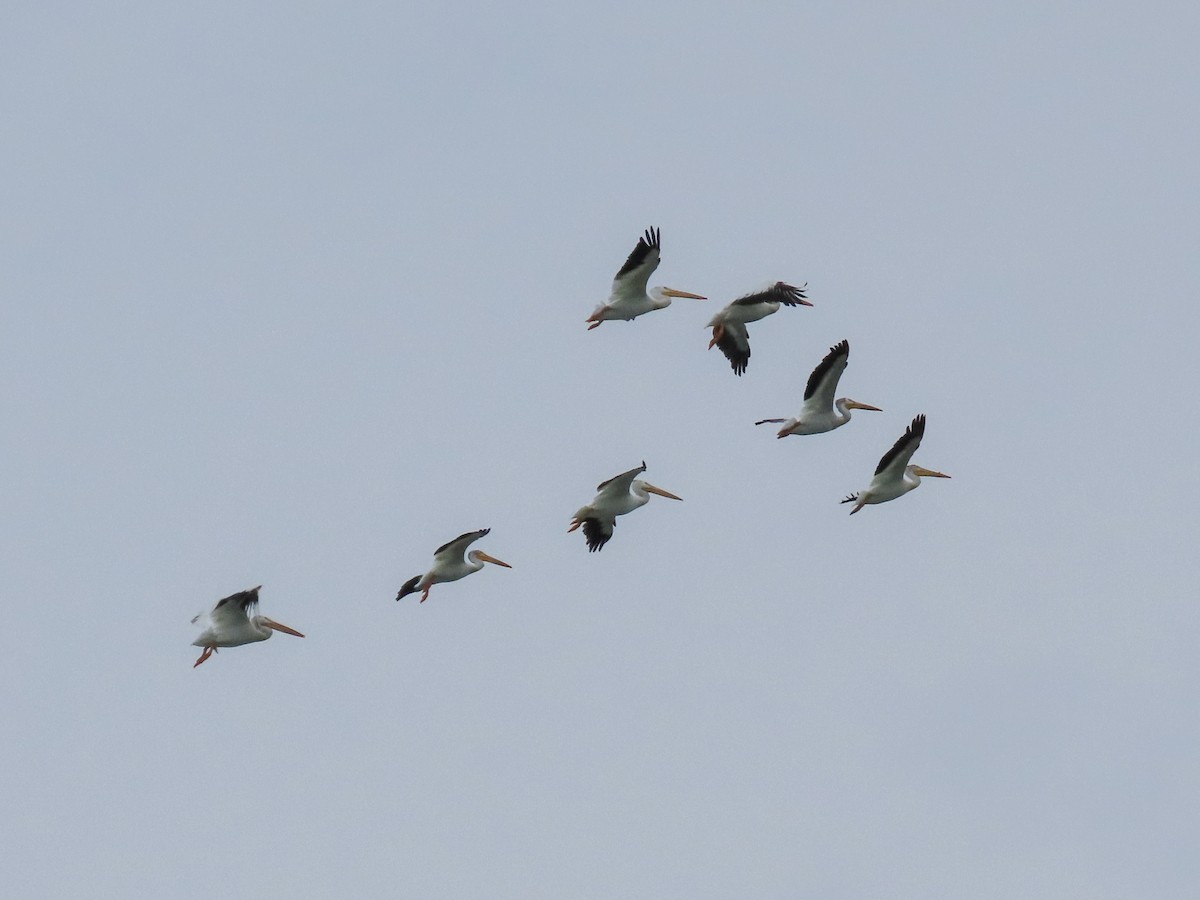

{"left": 777, "top": 398, "right": 867, "bottom": 436}
{"left": 857, "top": 465, "right": 929, "bottom": 506}
{"left": 593, "top": 285, "right": 678, "bottom": 323}
{"left": 192, "top": 615, "right": 278, "bottom": 649}
{"left": 706, "top": 298, "right": 781, "bottom": 329}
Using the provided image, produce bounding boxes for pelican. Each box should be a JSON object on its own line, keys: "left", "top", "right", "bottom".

{"left": 396, "top": 528, "right": 512, "bottom": 603}
{"left": 569, "top": 461, "right": 682, "bottom": 552}
{"left": 754, "top": 340, "right": 881, "bottom": 437}
{"left": 191, "top": 585, "right": 304, "bottom": 668}
{"left": 586, "top": 227, "right": 706, "bottom": 329}
{"left": 707, "top": 281, "right": 812, "bottom": 375}
{"left": 842, "top": 414, "right": 951, "bottom": 514}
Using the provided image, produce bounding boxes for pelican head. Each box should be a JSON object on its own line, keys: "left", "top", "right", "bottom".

{"left": 469, "top": 550, "right": 513, "bottom": 568}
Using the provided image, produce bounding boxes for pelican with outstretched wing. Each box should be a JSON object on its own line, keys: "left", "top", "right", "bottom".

{"left": 707, "top": 281, "right": 812, "bottom": 375}
{"left": 396, "top": 529, "right": 512, "bottom": 603}
{"left": 842, "top": 414, "right": 950, "bottom": 514}
{"left": 755, "top": 340, "right": 880, "bottom": 436}
{"left": 569, "top": 461, "right": 682, "bottom": 552}
{"left": 586, "top": 227, "right": 705, "bottom": 329}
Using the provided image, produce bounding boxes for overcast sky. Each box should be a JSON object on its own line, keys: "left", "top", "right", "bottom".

{"left": 3, "top": 3, "right": 1198, "bottom": 898}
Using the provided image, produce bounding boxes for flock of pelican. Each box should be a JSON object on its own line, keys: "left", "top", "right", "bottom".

{"left": 190, "top": 227, "right": 950, "bottom": 667}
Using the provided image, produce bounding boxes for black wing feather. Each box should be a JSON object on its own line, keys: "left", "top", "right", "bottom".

{"left": 715, "top": 327, "right": 750, "bottom": 376}
{"left": 732, "top": 281, "right": 808, "bottom": 307}
{"left": 804, "top": 340, "right": 849, "bottom": 401}
{"left": 614, "top": 228, "right": 661, "bottom": 279}
{"left": 214, "top": 587, "right": 259, "bottom": 614}
{"left": 434, "top": 528, "right": 489, "bottom": 556}
{"left": 596, "top": 461, "right": 647, "bottom": 493}
{"left": 581, "top": 518, "right": 613, "bottom": 552}
{"left": 875, "top": 414, "right": 926, "bottom": 476}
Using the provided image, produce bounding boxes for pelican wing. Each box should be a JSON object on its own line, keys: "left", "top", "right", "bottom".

{"left": 595, "top": 461, "right": 647, "bottom": 501}
{"left": 731, "top": 281, "right": 808, "bottom": 308}
{"left": 803, "top": 340, "right": 850, "bottom": 410}
{"left": 610, "top": 227, "right": 661, "bottom": 300}
{"left": 433, "top": 528, "right": 490, "bottom": 565}
{"left": 581, "top": 517, "right": 615, "bottom": 552}
{"left": 713, "top": 321, "right": 751, "bottom": 375}
{"left": 193, "top": 587, "right": 258, "bottom": 629}
{"left": 874, "top": 414, "right": 926, "bottom": 479}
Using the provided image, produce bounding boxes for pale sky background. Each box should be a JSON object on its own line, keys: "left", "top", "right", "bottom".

{"left": 3, "top": 3, "right": 1198, "bottom": 898}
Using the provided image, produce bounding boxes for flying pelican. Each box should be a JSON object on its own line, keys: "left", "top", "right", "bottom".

{"left": 842, "top": 414, "right": 951, "bottom": 514}
{"left": 754, "top": 340, "right": 881, "bottom": 437}
{"left": 396, "top": 528, "right": 512, "bottom": 603}
{"left": 707, "top": 281, "right": 812, "bottom": 375}
{"left": 569, "top": 461, "right": 682, "bottom": 552}
{"left": 586, "top": 227, "right": 706, "bottom": 329}
{"left": 191, "top": 585, "right": 304, "bottom": 668}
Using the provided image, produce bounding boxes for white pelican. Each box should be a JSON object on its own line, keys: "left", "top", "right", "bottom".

{"left": 568, "top": 461, "right": 682, "bottom": 552}
{"left": 707, "top": 281, "right": 812, "bottom": 375}
{"left": 396, "top": 528, "right": 512, "bottom": 603}
{"left": 754, "top": 340, "right": 881, "bottom": 437}
{"left": 842, "top": 414, "right": 951, "bottom": 514}
{"left": 586, "top": 227, "right": 706, "bottom": 329}
{"left": 191, "top": 585, "right": 304, "bottom": 668}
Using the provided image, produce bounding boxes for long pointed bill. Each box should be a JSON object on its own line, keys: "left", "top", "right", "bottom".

{"left": 662, "top": 288, "right": 706, "bottom": 300}
{"left": 913, "top": 467, "right": 951, "bottom": 479}
{"left": 262, "top": 618, "right": 306, "bottom": 638}
{"left": 643, "top": 483, "right": 683, "bottom": 501}
{"left": 476, "top": 551, "right": 513, "bottom": 568}
{"left": 847, "top": 402, "right": 882, "bottom": 412}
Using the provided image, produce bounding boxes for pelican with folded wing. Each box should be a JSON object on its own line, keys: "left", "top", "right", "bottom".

{"left": 191, "top": 585, "right": 304, "bottom": 668}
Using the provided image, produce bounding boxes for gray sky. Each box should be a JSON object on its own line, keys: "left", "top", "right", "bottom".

{"left": 3, "top": 2, "right": 1198, "bottom": 897}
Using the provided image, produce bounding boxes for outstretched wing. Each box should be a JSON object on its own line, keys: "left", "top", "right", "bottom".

{"left": 713, "top": 321, "right": 751, "bottom": 375}
{"left": 803, "top": 339, "right": 849, "bottom": 409}
{"left": 731, "top": 281, "right": 809, "bottom": 307}
{"left": 611, "top": 228, "right": 661, "bottom": 299}
{"left": 875, "top": 414, "right": 926, "bottom": 478}
{"left": 595, "top": 461, "right": 647, "bottom": 501}
{"left": 194, "top": 586, "right": 259, "bottom": 629}
{"left": 433, "top": 528, "right": 490, "bottom": 566}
